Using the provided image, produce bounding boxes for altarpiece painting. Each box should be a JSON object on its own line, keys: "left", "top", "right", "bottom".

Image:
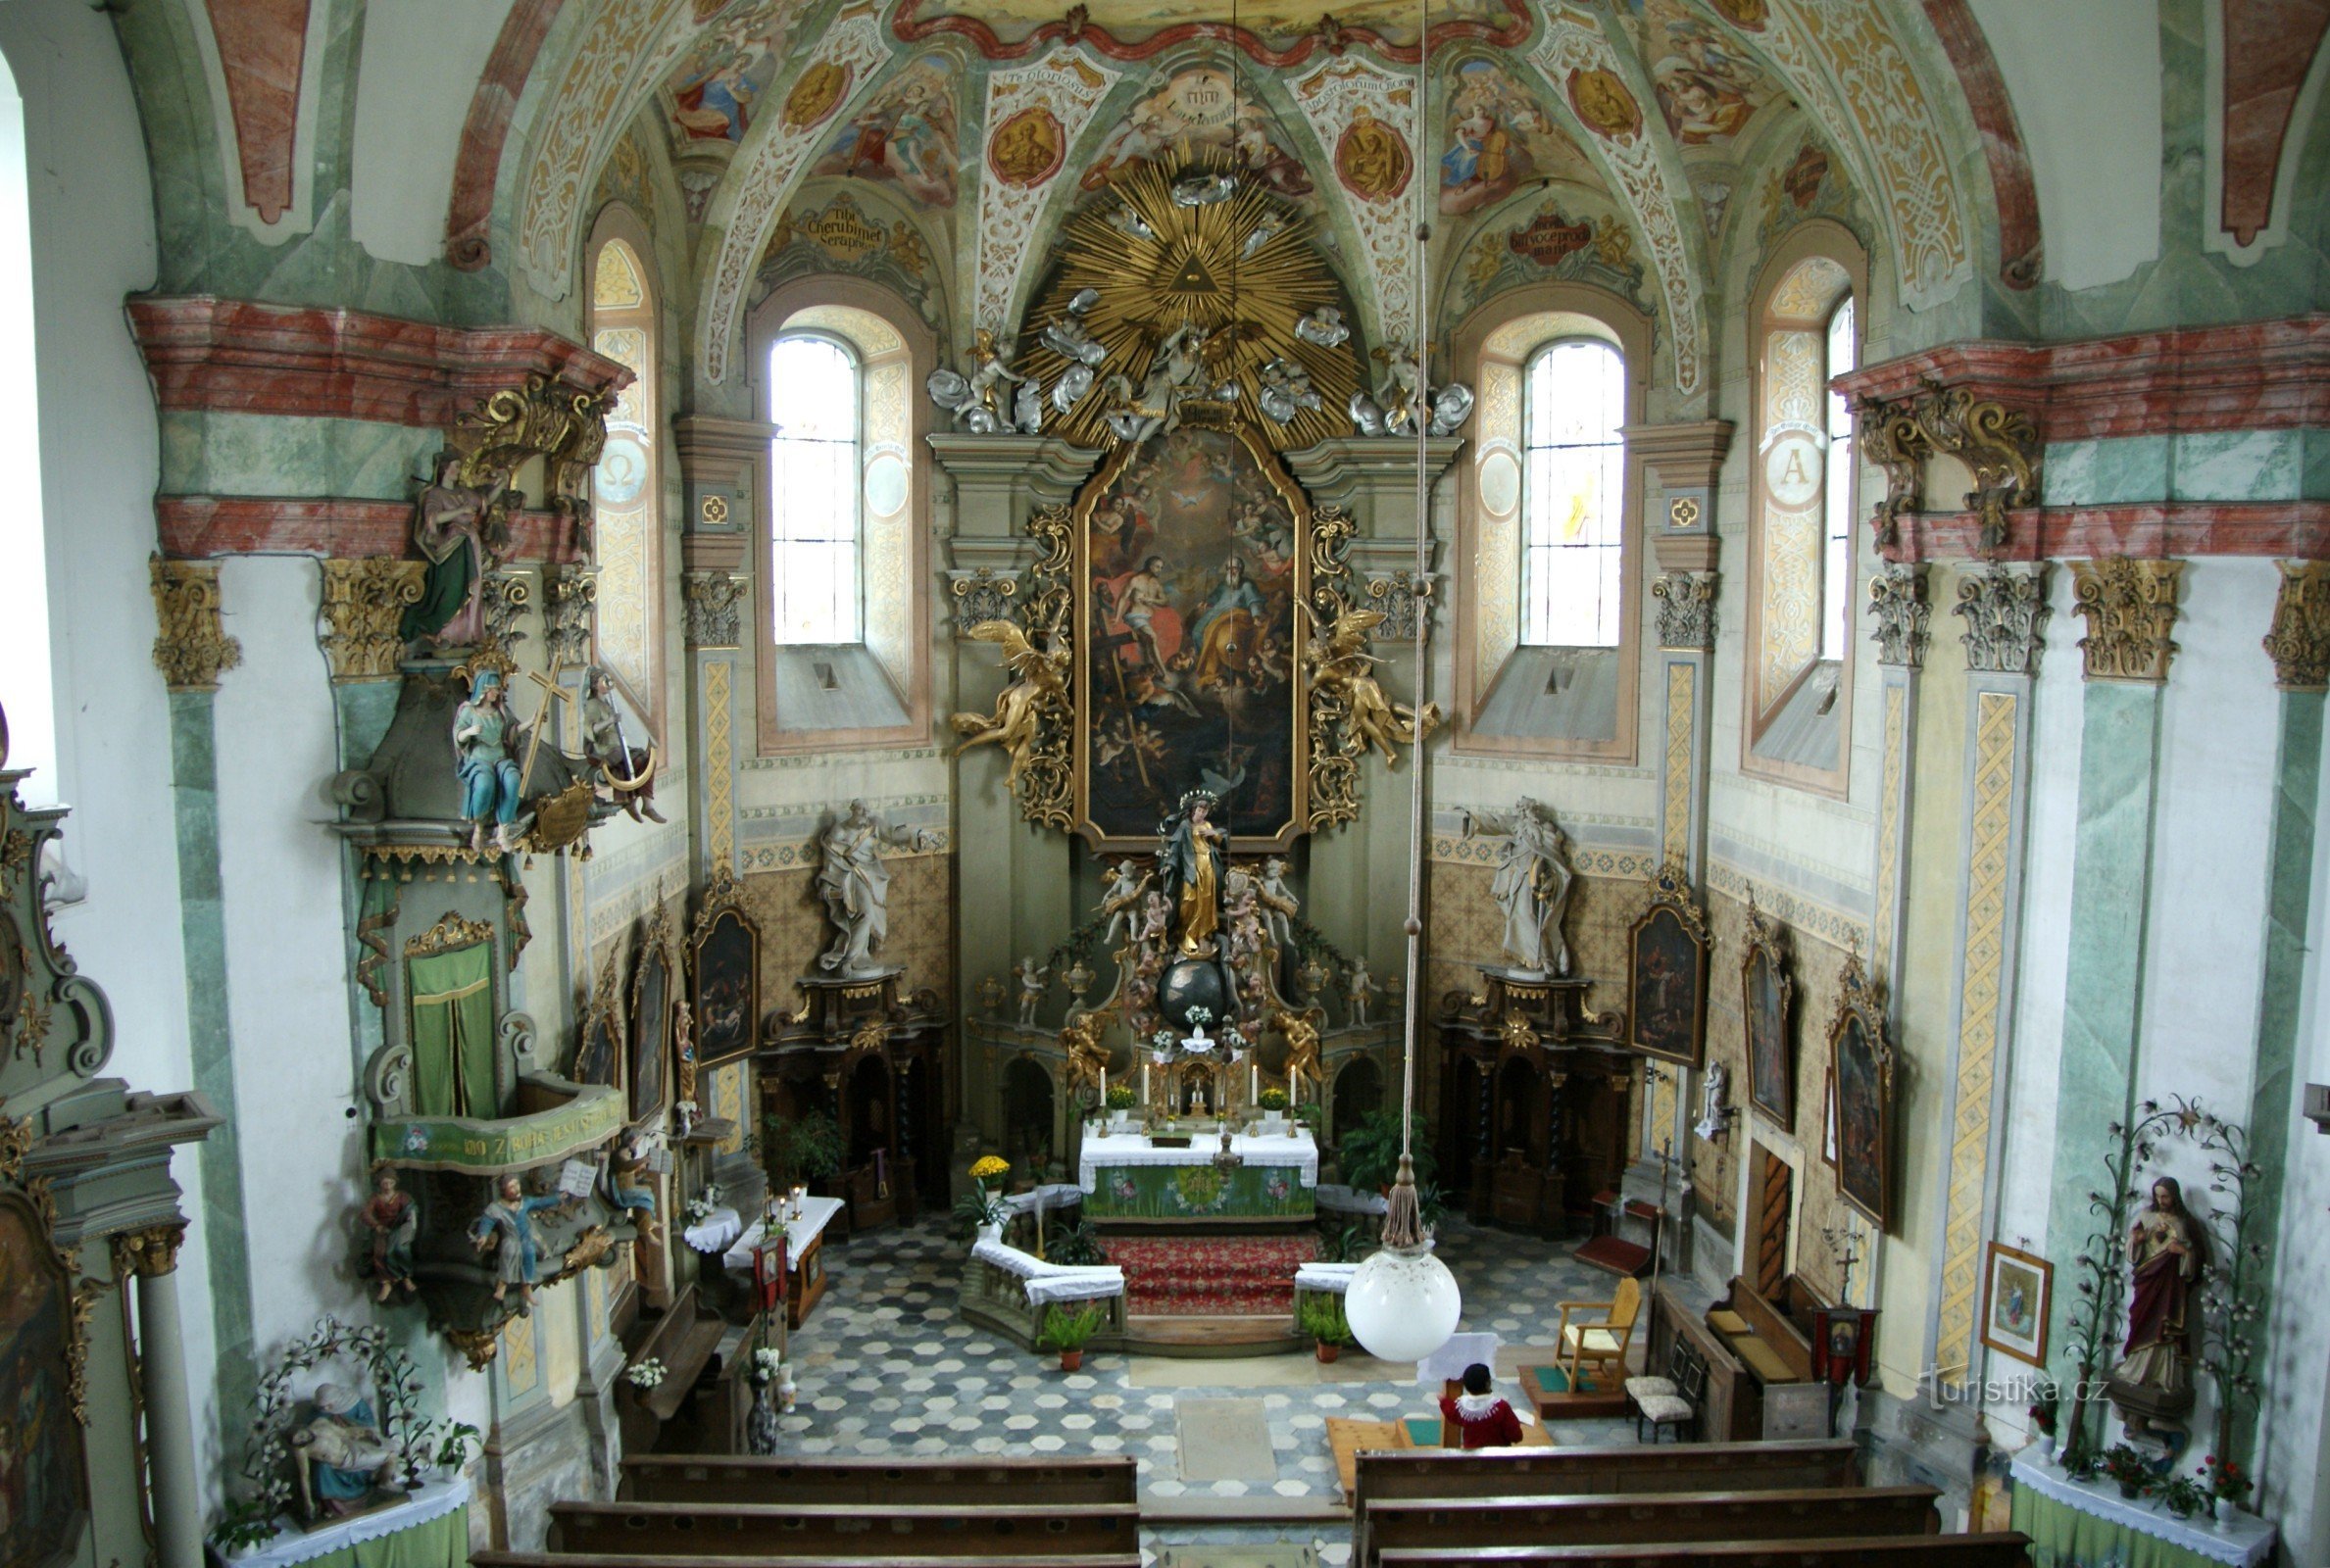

{"left": 1626, "top": 860, "right": 1708, "bottom": 1066}
{"left": 689, "top": 869, "right": 760, "bottom": 1069}
{"left": 0, "top": 1193, "right": 86, "bottom": 1568}
{"left": 1829, "top": 950, "right": 1894, "bottom": 1226}
{"left": 1742, "top": 897, "right": 1794, "bottom": 1125}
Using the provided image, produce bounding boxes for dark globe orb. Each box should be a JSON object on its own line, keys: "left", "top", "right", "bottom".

{"left": 1157, "top": 956, "right": 1238, "bottom": 1034}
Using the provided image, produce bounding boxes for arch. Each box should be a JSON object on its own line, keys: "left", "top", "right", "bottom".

{"left": 1001, "top": 1055, "right": 1058, "bottom": 1173}
{"left": 1449, "top": 282, "right": 1655, "bottom": 763}
{"left": 1740, "top": 217, "right": 1867, "bottom": 798}
{"left": 586, "top": 204, "right": 666, "bottom": 737}
{"left": 1331, "top": 1056, "right": 1385, "bottom": 1148}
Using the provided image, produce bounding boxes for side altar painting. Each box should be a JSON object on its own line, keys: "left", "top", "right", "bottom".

{"left": 1078, "top": 422, "right": 1308, "bottom": 847}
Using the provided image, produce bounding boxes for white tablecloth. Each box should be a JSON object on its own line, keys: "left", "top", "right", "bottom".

{"left": 224, "top": 1477, "right": 471, "bottom": 1568}
{"left": 969, "top": 1238, "right": 1125, "bottom": 1306}
{"left": 1315, "top": 1184, "right": 1389, "bottom": 1216}
{"left": 1077, "top": 1129, "right": 1318, "bottom": 1190}
{"left": 1294, "top": 1262, "right": 1358, "bottom": 1294}
{"left": 720, "top": 1195, "right": 844, "bottom": 1275}
{"left": 682, "top": 1204, "right": 743, "bottom": 1255}
{"left": 1002, "top": 1183, "right": 1086, "bottom": 1217}
{"left": 2009, "top": 1453, "right": 2275, "bottom": 1566}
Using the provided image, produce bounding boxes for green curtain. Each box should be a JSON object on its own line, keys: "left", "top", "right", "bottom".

{"left": 408, "top": 945, "right": 495, "bottom": 1118}
{"left": 299, "top": 1502, "right": 469, "bottom": 1568}
{"left": 2012, "top": 1485, "right": 2223, "bottom": 1568}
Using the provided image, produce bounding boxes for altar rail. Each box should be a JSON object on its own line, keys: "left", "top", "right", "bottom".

{"left": 956, "top": 1245, "right": 1130, "bottom": 1352}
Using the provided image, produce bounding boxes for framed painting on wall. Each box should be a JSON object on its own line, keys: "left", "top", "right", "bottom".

{"left": 1979, "top": 1242, "right": 2053, "bottom": 1367}
{"left": 1626, "top": 858, "right": 1710, "bottom": 1066}
{"left": 1821, "top": 1067, "right": 1838, "bottom": 1168}
{"left": 574, "top": 946, "right": 625, "bottom": 1091}
{"left": 630, "top": 905, "right": 676, "bottom": 1125}
{"left": 0, "top": 1192, "right": 88, "bottom": 1568}
{"left": 1827, "top": 949, "right": 1894, "bottom": 1227}
{"left": 688, "top": 867, "right": 761, "bottom": 1069}
{"left": 1742, "top": 896, "right": 1794, "bottom": 1126}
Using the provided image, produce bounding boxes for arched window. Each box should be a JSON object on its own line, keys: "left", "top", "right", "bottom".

{"left": 1744, "top": 231, "right": 1861, "bottom": 789}
{"left": 767, "top": 333, "right": 863, "bottom": 644}
{"left": 1520, "top": 338, "right": 1626, "bottom": 648}
{"left": 0, "top": 51, "right": 53, "bottom": 803}
{"left": 586, "top": 220, "right": 662, "bottom": 730}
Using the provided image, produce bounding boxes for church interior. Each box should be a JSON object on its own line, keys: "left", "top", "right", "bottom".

{"left": 2, "top": 0, "right": 2328, "bottom": 1565}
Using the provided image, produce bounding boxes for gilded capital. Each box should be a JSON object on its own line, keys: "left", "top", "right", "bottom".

{"left": 1651, "top": 571, "right": 1718, "bottom": 651}
{"left": 2262, "top": 561, "right": 2330, "bottom": 692}
{"left": 149, "top": 558, "right": 243, "bottom": 693}
{"left": 1954, "top": 564, "right": 2049, "bottom": 677}
{"left": 683, "top": 570, "right": 747, "bottom": 648}
{"left": 117, "top": 1223, "right": 187, "bottom": 1278}
{"left": 545, "top": 566, "right": 598, "bottom": 668}
{"left": 318, "top": 559, "right": 426, "bottom": 682}
{"left": 2070, "top": 557, "right": 2182, "bottom": 684}
{"left": 1866, "top": 563, "right": 1931, "bottom": 669}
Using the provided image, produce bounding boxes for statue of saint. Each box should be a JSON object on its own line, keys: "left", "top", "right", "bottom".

{"left": 1460, "top": 797, "right": 1574, "bottom": 977}
{"left": 452, "top": 668, "right": 526, "bottom": 856}
{"left": 358, "top": 1165, "right": 418, "bottom": 1302}
{"left": 583, "top": 666, "right": 664, "bottom": 823}
{"left": 400, "top": 453, "right": 509, "bottom": 651}
{"left": 1158, "top": 789, "right": 1227, "bottom": 956}
{"left": 814, "top": 800, "right": 934, "bottom": 974}
{"left": 2109, "top": 1175, "right": 2207, "bottom": 1430}
{"left": 469, "top": 1173, "right": 571, "bottom": 1309}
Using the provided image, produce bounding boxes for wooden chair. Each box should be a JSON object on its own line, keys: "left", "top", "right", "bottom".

{"left": 1632, "top": 1348, "right": 1706, "bottom": 1444}
{"left": 1556, "top": 1275, "right": 1641, "bottom": 1388}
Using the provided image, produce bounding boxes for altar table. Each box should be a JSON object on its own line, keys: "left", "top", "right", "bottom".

{"left": 2009, "top": 1453, "right": 2275, "bottom": 1568}
{"left": 219, "top": 1478, "right": 470, "bottom": 1568}
{"left": 1077, "top": 1129, "right": 1317, "bottom": 1219}
{"left": 719, "top": 1195, "right": 843, "bottom": 1327}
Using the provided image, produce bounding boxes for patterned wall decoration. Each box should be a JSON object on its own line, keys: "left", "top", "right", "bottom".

{"left": 1933, "top": 689, "right": 2018, "bottom": 1385}
{"left": 757, "top": 193, "right": 940, "bottom": 326}
{"left": 705, "top": 660, "right": 736, "bottom": 872}
{"left": 971, "top": 52, "right": 1121, "bottom": 335}
{"left": 1661, "top": 662, "right": 1695, "bottom": 859}
{"left": 698, "top": 7, "right": 898, "bottom": 382}
{"left": 1445, "top": 187, "right": 1654, "bottom": 326}
{"left": 593, "top": 131, "right": 663, "bottom": 237}
{"left": 1713, "top": 0, "right": 1969, "bottom": 308}
{"left": 502, "top": 1309, "right": 540, "bottom": 1394}
{"left": 1530, "top": 11, "right": 1707, "bottom": 397}
{"left": 1288, "top": 56, "right": 1421, "bottom": 344}
{"left": 809, "top": 56, "right": 961, "bottom": 208}
{"left": 1870, "top": 681, "right": 1907, "bottom": 980}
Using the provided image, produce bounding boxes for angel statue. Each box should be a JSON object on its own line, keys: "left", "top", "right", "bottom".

{"left": 1305, "top": 606, "right": 1440, "bottom": 764}
{"left": 1099, "top": 858, "right": 1152, "bottom": 946}
{"left": 1269, "top": 1007, "right": 1323, "bottom": 1101}
{"left": 816, "top": 800, "right": 937, "bottom": 974}
{"left": 1061, "top": 1010, "right": 1112, "bottom": 1100}
{"left": 1459, "top": 797, "right": 1574, "bottom": 978}
{"left": 1258, "top": 357, "right": 1322, "bottom": 424}
{"left": 950, "top": 620, "right": 1068, "bottom": 793}
{"left": 1102, "top": 320, "right": 1214, "bottom": 446}
{"left": 927, "top": 328, "right": 1041, "bottom": 434}
{"left": 1348, "top": 344, "right": 1474, "bottom": 438}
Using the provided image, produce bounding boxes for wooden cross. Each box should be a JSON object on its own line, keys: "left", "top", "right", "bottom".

{"left": 516, "top": 660, "right": 576, "bottom": 802}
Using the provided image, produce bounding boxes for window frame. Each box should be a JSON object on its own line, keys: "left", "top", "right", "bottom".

{"left": 1451, "top": 283, "right": 1652, "bottom": 763}
{"left": 584, "top": 205, "right": 667, "bottom": 740}
{"left": 1518, "top": 335, "right": 1629, "bottom": 651}
{"left": 1739, "top": 219, "right": 1867, "bottom": 798}
{"left": 745, "top": 274, "right": 934, "bottom": 756}
{"left": 766, "top": 327, "right": 867, "bottom": 647}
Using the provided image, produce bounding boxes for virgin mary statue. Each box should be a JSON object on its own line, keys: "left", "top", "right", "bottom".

{"left": 1158, "top": 790, "right": 1226, "bottom": 956}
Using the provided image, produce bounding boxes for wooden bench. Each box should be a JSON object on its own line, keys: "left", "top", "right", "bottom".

{"left": 477, "top": 1554, "right": 1142, "bottom": 1568}
{"left": 1360, "top": 1487, "right": 1940, "bottom": 1567}
{"left": 619, "top": 1285, "right": 732, "bottom": 1454}
{"left": 545, "top": 1500, "right": 1139, "bottom": 1558}
{"left": 619, "top": 1455, "right": 1138, "bottom": 1507}
{"left": 1375, "top": 1536, "right": 2032, "bottom": 1568}
{"left": 1353, "top": 1439, "right": 1859, "bottom": 1504}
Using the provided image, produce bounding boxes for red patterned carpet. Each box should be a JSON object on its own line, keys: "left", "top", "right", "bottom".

{"left": 1106, "top": 1234, "right": 1320, "bottom": 1316}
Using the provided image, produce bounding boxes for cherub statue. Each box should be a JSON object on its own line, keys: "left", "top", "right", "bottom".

{"left": 1459, "top": 797, "right": 1574, "bottom": 977}
{"left": 1345, "top": 956, "right": 1382, "bottom": 1027}
{"left": 469, "top": 1173, "right": 573, "bottom": 1310}
{"left": 1062, "top": 1010, "right": 1111, "bottom": 1098}
{"left": 1135, "top": 890, "right": 1172, "bottom": 949}
{"left": 1257, "top": 356, "right": 1322, "bottom": 424}
{"left": 1223, "top": 881, "right": 1265, "bottom": 966}
{"left": 1255, "top": 858, "right": 1299, "bottom": 952}
{"left": 1348, "top": 343, "right": 1475, "bottom": 438}
{"left": 950, "top": 620, "right": 1069, "bottom": 795}
{"left": 1294, "top": 306, "right": 1352, "bottom": 349}
{"left": 1039, "top": 287, "right": 1109, "bottom": 416}
{"left": 816, "top": 801, "right": 936, "bottom": 974}
{"left": 1305, "top": 606, "right": 1440, "bottom": 764}
{"left": 1100, "top": 858, "right": 1151, "bottom": 946}
{"left": 926, "top": 328, "right": 1040, "bottom": 434}
{"left": 358, "top": 1164, "right": 418, "bottom": 1302}
{"left": 1014, "top": 956, "right": 1051, "bottom": 1027}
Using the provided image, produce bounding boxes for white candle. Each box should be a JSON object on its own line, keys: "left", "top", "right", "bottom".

{"left": 1143, "top": 1064, "right": 1151, "bottom": 1102}
{"left": 1101, "top": 1067, "right": 1107, "bottom": 1102}
{"left": 1251, "top": 1064, "right": 1259, "bottom": 1102}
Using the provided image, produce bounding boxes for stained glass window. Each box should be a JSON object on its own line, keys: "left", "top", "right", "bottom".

{"left": 1520, "top": 339, "right": 1626, "bottom": 648}
{"left": 768, "top": 334, "right": 863, "bottom": 644}
{"left": 587, "top": 234, "right": 660, "bottom": 724}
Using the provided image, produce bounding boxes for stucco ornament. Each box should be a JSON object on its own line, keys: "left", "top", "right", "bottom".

{"left": 2262, "top": 561, "right": 2330, "bottom": 691}
{"left": 682, "top": 571, "right": 747, "bottom": 648}
{"left": 1866, "top": 563, "right": 1930, "bottom": 668}
{"left": 2070, "top": 558, "right": 2182, "bottom": 684}
{"left": 1954, "top": 564, "right": 2049, "bottom": 677}
{"left": 1652, "top": 571, "right": 1718, "bottom": 652}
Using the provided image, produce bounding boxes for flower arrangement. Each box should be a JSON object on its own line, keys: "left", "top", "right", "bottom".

{"left": 1185, "top": 1006, "right": 1214, "bottom": 1028}
{"left": 1105, "top": 1083, "right": 1136, "bottom": 1110}
{"left": 1223, "top": 1027, "right": 1248, "bottom": 1052}
{"left": 2026, "top": 1377, "right": 2058, "bottom": 1436}
{"left": 2201, "top": 1453, "right": 2251, "bottom": 1505}
{"left": 2100, "top": 1444, "right": 2155, "bottom": 1498}
{"left": 2155, "top": 1471, "right": 2209, "bottom": 1520}
{"left": 1259, "top": 1087, "right": 1289, "bottom": 1111}
{"left": 1152, "top": 1029, "right": 1175, "bottom": 1054}
{"left": 750, "top": 1348, "right": 783, "bottom": 1386}
{"left": 210, "top": 1497, "right": 284, "bottom": 1554}
{"left": 684, "top": 1181, "right": 726, "bottom": 1224}
{"left": 969, "top": 1154, "right": 1011, "bottom": 1185}
{"left": 624, "top": 1357, "right": 669, "bottom": 1390}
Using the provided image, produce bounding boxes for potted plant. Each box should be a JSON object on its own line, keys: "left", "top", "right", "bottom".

{"left": 961, "top": 1154, "right": 1014, "bottom": 1243}
{"left": 2101, "top": 1444, "right": 2154, "bottom": 1501}
{"left": 1038, "top": 1302, "right": 1104, "bottom": 1371}
{"left": 1258, "top": 1086, "right": 1289, "bottom": 1131}
{"left": 430, "top": 1420, "right": 481, "bottom": 1480}
{"left": 763, "top": 1109, "right": 845, "bottom": 1195}
{"left": 2155, "top": 1471, "right": 2208, "bottom": 1522}
{"left": 209, "top": 1497, "right": 282, "bottom": 1559}
{"left": 1105, "top": 1081, "right": 1136, "bottom": 1131}
{"left": 1301, "top": 1294, "right": 1356, "bottom": 1362}
{"left": 2201, "top": 1453, "right": 2251, "bottom": 1526}
{"left": 1337, "top": 1109, "right": 1436, "bottom": 1194}
{"left": 2026, "top": 1380, "right": 2060, "bottom": 1460}
{"left": 745, "top": 1346, "right": 783, "bottom": 1455}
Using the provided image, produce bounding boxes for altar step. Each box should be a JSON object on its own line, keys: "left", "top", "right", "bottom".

{"left": 1108, "top": 1234, "right": 1319, "bottom": 1316}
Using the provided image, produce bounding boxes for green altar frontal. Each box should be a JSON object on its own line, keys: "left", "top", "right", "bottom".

{"left": 1083, "top": 1161, "right": 1315, "bottom": 1219}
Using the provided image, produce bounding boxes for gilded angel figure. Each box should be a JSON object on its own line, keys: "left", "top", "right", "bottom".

{"left": 950, "top": 619, "right": 1069, "bottom": 792}
{"left": 1305, "top": 606, "right": 1439, "bottom": 765}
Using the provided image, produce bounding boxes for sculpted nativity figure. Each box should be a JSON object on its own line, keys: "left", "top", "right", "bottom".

{"left": 815, "top": 800, "right": 936, "bottom": 975}
{"left": 470, "top": 1173, "right": 573, "bottom": 1311}
{"left": 399, "top": 453, "right": 510, "bottom": 651}
{"left": 1461, "top": 797, "right": 1574, "bottom": 977}
{"left": 2109, "top": 1174, "right": 2207, "bottom": 1432}
{"left": 453, "top": 668, "right": 528, "bottom": 855}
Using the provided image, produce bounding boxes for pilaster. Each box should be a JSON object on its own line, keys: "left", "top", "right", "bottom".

{"left": 2043, "top": 558, "right": 2182, "bottom": 1391}
{"left": 1926, "top": 564, "right": 2046, "bottom": 1394}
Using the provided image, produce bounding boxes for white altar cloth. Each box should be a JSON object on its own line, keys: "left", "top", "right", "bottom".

{"left": 970, "top": 1238, "right": 1126, "bottom": 1306}
{"left": 682, "top": 1204, "right": 742, "bottom": 1254}
{"left": 1294, "top": 1261, "right": 1358, "bottom": 1294}
{"left": 719, "top": 1195, "right": 844, "bottom": 1275}
{"left": 2009, "top": 1453, "right": 2275, "bottom": 1566}
{"left": 224, "top": 1477, "right": 471, "bottom": 1568}
{"left": 1077, "top": 1129, "right": 1318, "bottom": 1190}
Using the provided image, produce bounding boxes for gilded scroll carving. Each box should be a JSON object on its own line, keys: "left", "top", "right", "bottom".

{"left": 1954, "top": 564, "right": 2049, "bottom": 677}
{"left": 1857, "top": 387, "right": 2039, "bottom": 554}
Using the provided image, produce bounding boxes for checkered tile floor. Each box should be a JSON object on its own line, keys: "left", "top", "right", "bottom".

{"left": 768, "top": 1212, "right": 1642, "bottom": 1532}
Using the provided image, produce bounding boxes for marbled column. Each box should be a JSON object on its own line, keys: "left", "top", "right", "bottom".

{"left": 1650, "top": 571, "right": 1716, "bottom": 1162}
{"left": 2043, "top": 559, "right": 2182, "bottom": 1387}
{"left": 1927, "top": 564, "right": 2046, "bottom": 1392}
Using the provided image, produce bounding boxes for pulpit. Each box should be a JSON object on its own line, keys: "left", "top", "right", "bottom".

{"left": 1435, "top": 966, "right": 1633, "bottom": 1235}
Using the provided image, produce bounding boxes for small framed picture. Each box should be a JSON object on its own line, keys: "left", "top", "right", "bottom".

{"left": 1980, "top": 1242, "right": 2053, "bottom": 1366}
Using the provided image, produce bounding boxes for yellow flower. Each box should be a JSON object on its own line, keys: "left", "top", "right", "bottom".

{"left": 969, "top": 1155, "right": 1010, "bottom": 1182}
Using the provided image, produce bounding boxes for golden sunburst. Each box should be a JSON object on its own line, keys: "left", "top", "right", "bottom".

{"left": 1017, "top": 160, "right": 1361, "bottom": 450}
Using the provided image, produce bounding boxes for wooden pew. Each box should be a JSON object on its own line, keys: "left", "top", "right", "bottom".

{"left": 620, "top": 1286, "right": 730, "bottom": 1453}
{"left": 1360, "top": 1487, "right": 1939, "bottom": 1567}
{"left": 1353, "top": 1439, "right": 1859, "bottom": 1505}
{"left": 477, "top": 1556, "right": 1141, "bottom": 1568}
{"left": 1375, "top": 1536, "right": 2032, "bottom": 1568}
{"left": 619, "top": 1454, "right": 1138, "bottom": 1507}
{"left": 544, "top": 1499, "right": 1139, "bottom": 1558}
